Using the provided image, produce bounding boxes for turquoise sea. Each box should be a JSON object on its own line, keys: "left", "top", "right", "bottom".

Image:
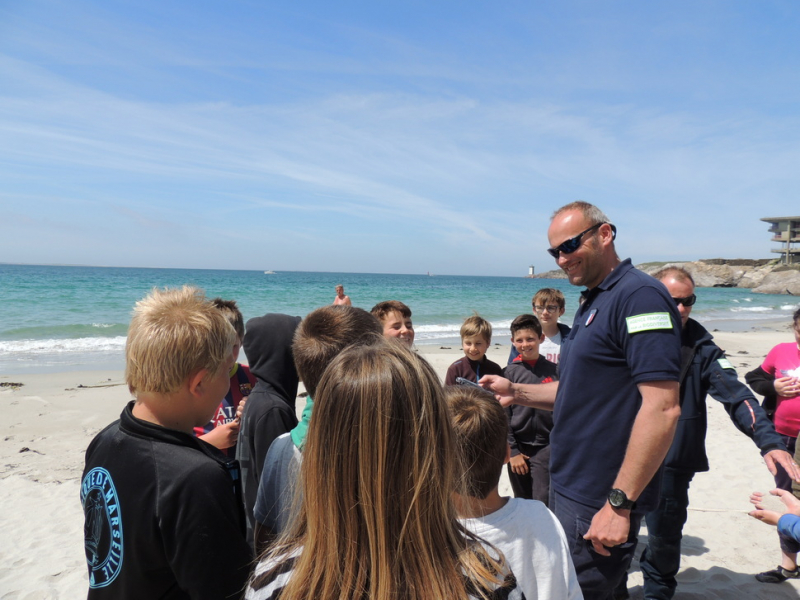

{"left": 1, "top": 264, "right": 798, "bottom": 374}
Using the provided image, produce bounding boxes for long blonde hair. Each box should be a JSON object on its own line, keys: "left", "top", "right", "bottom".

{"left": 251, "top": 340, "right": 508, "bottom": 599}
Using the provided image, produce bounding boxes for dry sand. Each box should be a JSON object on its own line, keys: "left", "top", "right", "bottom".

{"left": 2, "top": 331, "right": 800, "bottom": 599}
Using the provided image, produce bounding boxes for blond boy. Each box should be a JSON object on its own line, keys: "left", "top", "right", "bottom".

{"left": 80, "top": 287, "right": 252, "bottom": 599}
{"left": 445, "top": 314, "right": 503, "bottom": 385}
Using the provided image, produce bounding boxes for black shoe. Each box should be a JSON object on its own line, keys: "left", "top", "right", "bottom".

{"left": 755, "top": 565, "right": 800, "bottom": 583}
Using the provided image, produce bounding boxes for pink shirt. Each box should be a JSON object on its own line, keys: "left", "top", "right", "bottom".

{"left": 763, "top": 342, "right": 800, "bottom": 436}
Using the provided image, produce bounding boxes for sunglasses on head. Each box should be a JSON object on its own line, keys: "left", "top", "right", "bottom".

{"left": 547, "top": 222, "right": 616, "bottom": 259}
{"left": 672, "top": 294, "right": 697, "bottom": 307}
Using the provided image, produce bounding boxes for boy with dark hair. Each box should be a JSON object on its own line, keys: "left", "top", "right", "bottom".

{"left": 193, "top": 298, "right": 256, "bottom": 456}
{"left": 236, "top": 312, "right": 302, "bottom": 549}
{"left": 505, "top": 313, "right": 558, "bottom": 504}
{"left": 80, "top": 286, "right": 252, "bottom": 599}
{"left": 370, "top": 300, "right": 415, "bottom": 346}
{"left": 253, "top": 305, "right": 383, "bottom": 551}
{"left": 445, "top": 314, "right": 503, "bottom": 385}
{"left": 509, "top": 288, "right": 571, "bottom": 364}
{"left": 445, "top": 385, "right": 582, "bottom": 600}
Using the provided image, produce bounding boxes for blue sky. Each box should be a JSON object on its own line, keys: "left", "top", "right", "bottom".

{"left": 1, "top": 1, "right": 798, "bottom": 276}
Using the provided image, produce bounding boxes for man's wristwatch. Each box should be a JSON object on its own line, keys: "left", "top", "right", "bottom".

{"left": 607, "top": 488, "right": 636, "bottom": 511}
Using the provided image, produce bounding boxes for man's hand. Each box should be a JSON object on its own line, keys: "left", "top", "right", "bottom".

{"left": 583, "top": 502, "right": 631, "bottom": 556}
{"left": 479, "top": 375, "right": 515, "bottom": 407}
{"left": 763, "top": 449, "right": 800, "bottom": 482}
{"left": 199, "top": 420, "right": 241, "bottom": 450}
{"left": 775, "top": 377, "right": 800, "bottom": 398}
{"left": 509, "top": 453, "right": 530, "bottom": 475}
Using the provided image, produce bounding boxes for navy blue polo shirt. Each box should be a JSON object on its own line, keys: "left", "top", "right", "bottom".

{"left": 550, "top": 259, "right": 681, "bottom": 512}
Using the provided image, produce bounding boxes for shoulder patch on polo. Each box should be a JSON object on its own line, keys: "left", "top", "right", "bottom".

{"left": 625, "top": 312, "right": 673, "bottom": 334}
{"left": 717, "top": 357, "right": 735, "bottom": 370}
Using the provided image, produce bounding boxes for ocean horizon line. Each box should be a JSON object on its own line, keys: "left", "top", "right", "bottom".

{"left": 0, "top": 262, "right": 556, "bottom": 279}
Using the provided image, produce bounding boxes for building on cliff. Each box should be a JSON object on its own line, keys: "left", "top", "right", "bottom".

{"left": 761, "top": 216, "right": 800, "bottom": 265}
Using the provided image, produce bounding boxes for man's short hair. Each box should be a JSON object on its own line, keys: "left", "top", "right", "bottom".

{"left": 551, "top": 201, "right": 611, "bottom": 227}
{"left": 460, "top": 314, "right": 492, "bottom": 343}
{"left": 126, "top": 286, "right": 236, "bottom": 396}
{"left": 652, "top": 266, "right": 695, "bottom": 287}
{"left": 532, "top": 288, "right": 566, "bottom": 310}
{"left": 293, "top": 306, "right": 383, "bottom": 398}
{"left": 370, "top": 300, "right": 411, "bottom": 322}
{"left": 510, "top": 313, "right": 543, "bottom": 338}
{"left": 211, "top": 298, "right": 245, "bottom": 341}
{"left": 444, "top": 385, "right": 508, "bottom": 499}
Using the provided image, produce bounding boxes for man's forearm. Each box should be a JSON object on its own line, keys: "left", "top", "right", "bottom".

{"left": 511, "top": 380, "right": 558, "bottom": 410}
{"left": 612, "top": 381, "right": 680, "bottom": 500}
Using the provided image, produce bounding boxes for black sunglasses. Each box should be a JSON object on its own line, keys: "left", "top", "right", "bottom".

{"left": 672, "top": 294, "right": 697, "bottom": 307}
{"left": 547, "top": 222, "right": 616, "bottom": 259}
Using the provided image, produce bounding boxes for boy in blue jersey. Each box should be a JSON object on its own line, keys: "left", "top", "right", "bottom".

{"left": 194, "top": 298, "right": 256, "bottom": 456}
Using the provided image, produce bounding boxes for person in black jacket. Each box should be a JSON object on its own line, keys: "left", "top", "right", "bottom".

{"left": 81, "top": 287, "right": 253, "bottom": 600}
{"left": 236, "top": 312, "right": 302, "bottom": 550}
{"left": 617, "top": 267, "right": 799, "bottom": 600}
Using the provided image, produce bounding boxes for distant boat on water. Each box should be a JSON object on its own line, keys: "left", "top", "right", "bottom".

{"left": 264, "top": 270, "right": 276, "bottom": 275}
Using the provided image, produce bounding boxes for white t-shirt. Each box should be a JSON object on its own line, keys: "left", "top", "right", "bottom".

{"left": 460, "top": 498, "right": 583, "bottom": 600}
{"left": 539, "top": 331, "right": 563, "bottom": 365}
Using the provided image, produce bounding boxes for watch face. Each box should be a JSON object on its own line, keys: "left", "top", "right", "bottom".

{"left": 609, "top": 489, "right": 625, "bottom": 507}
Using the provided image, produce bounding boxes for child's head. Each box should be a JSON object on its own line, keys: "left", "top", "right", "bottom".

{"left": 459, "top": 314, "right": 492, "bottom": 363}
{"left": 126, "top": 286, "right": 237, "bottom": 399}
{"left": 370, "top": 300, "right": 414, "bottom": 346}
{"left": 510, "top": 314, "right": 544, "bottom": 361}
{"left": 263, "top": 340, "right": 508, "bottom": 599}
{"left": 445, "top": 385, "right": 508, "bottom": 500}
{"left": 211, "top": 297, "right": 245, "bottom": 359}
{"left": 532, "top": 288, "right": 566, "bottom": 326}
{"left": 292, "top": 305, "right": 383, "bottom": 398}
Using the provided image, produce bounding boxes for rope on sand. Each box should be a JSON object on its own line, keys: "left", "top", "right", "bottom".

{"left": 688, "top": 507, "right": 748, "bottom": 513}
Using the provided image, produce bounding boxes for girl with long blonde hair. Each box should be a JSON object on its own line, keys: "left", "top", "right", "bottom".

{"left": 246, "top": 340, "right": 519, "bottom": 600}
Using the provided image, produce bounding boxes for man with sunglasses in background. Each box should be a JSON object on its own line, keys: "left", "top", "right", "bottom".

{"left": 615, "top": 266, "right": 797, "bottom": 600}
{"left": 481, "top": 201, "right": 683, "bottom": 600}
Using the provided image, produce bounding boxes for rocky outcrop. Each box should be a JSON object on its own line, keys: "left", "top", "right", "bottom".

{"left": 753, "top": 269, "right": 800, "bottom": 295}
{"left": 532, "top": 259, "right": 800, "bottom": 295}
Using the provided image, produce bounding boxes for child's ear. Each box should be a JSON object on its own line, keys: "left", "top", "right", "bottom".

{"left": 504, "top": 443, "right": 511, "bottom": 465}
{"left": 558, "top": 307, "right": 565, "bottom": 317}
{"left": 187, "top": 369, "right": 210, "bottom": 398}
{"left": 539, "top": 333, "right": 546, "bottom": 343}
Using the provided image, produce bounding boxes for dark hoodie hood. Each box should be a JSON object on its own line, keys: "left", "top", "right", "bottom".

{"left": 243, "top": 313, "right": 301, "bottom": 402}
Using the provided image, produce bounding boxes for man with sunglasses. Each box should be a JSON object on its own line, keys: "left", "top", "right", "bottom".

{"left": 618, "top": 267, "right": 797, "bottom": 599}
{"left": 481, "top": 201, "right": 683, "bottom": 600}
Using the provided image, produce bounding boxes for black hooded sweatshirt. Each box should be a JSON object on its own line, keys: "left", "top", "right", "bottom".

{"left": 236, "top": 313, "right": 301, "bottom": 547}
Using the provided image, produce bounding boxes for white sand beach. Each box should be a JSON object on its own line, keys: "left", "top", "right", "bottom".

{"left": 2, "top": 329, "right": 800, "bottom": 599}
